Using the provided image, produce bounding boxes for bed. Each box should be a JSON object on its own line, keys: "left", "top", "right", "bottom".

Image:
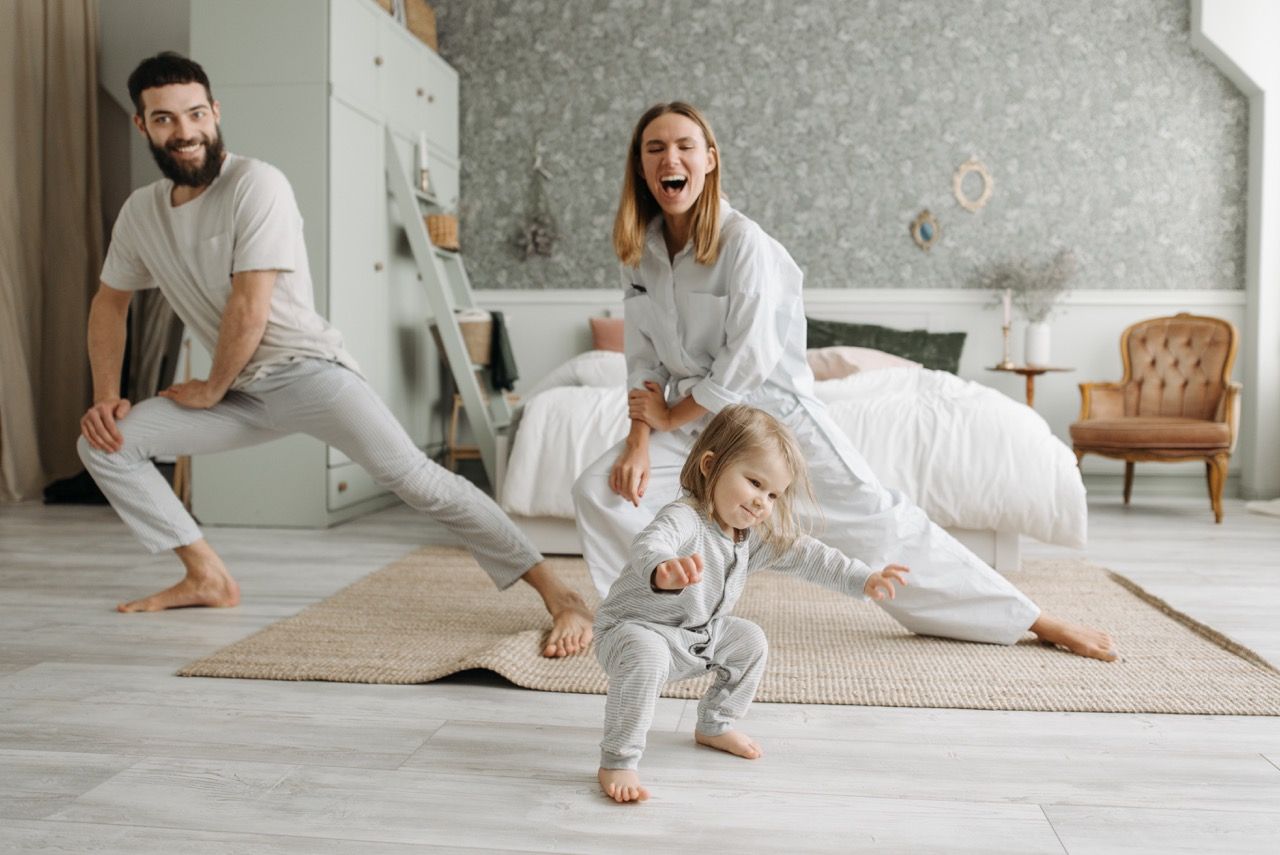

{"left": 496, "top": 350, "right": 1088, "bottom": 572}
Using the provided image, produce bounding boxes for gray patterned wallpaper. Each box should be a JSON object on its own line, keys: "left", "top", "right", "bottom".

{"left": 430, "top": 0, "right": 1246, "bottom": 291}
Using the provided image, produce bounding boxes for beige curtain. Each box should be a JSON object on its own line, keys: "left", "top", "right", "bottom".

{"left": 0, "top": 0, "right": 102, "bottom": 502}
{"left": 130, "top": 290, "right": 184, "bottom": 399}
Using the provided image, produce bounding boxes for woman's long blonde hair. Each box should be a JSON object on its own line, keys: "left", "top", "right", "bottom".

{"left": 612, "top": 101, "right": 723, "bottom": 267}
{"left": 679, "top": 405, "right": 815, "bottom": 549}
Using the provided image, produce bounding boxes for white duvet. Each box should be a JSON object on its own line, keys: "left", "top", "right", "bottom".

{"left": 501, "top": 352, "right": 1086, "bottom": 547}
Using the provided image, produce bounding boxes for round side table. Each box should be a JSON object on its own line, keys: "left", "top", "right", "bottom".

{"left": 986, "top": 365, "right": 1073, "bottom": 408}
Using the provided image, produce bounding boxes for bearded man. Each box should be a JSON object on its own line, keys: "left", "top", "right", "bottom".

{"left": 78, "top": 53, "right": 592, "bottom": 657}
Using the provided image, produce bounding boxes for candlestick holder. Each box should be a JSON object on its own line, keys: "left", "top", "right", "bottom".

{"left": 995, "top": 323, "right": 1015, "bottom": 369}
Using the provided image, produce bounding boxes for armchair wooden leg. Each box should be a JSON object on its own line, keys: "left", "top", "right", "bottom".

{"left": 1205, "top": 460, "right": 1213, "bottom": 514}
{"left": 1207, "top": 452, "right": 1229, "bottom": 524}
{"left": 1123, "top": 461, "right": 1135, "bottom": 505}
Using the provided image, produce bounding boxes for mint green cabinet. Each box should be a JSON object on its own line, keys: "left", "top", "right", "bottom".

{"left": 189, "top": 0, "right": 457, "bottom": 526}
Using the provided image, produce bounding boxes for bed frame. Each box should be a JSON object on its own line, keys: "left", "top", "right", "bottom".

{"left": 494, "top": 423, "right": 1022, "bottom": 575}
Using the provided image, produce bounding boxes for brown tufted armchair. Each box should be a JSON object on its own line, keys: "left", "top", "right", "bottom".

{"left": 1069, "top": 313, "right": 1241, "bottom": 523}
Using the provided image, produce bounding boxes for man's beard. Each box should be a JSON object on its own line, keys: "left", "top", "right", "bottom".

{"left": 148, "top": 127, "right": 227, "bottom": 188}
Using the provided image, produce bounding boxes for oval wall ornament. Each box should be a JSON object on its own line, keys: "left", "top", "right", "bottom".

{"left": 953, "top": 157, "right": 994, "bottom": 212}
{"left": 910, "top": 209, "right": 940, "bottom": 251}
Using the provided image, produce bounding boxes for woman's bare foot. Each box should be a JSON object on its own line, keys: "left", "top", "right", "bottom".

{"left": 522, "top": 563, "right": 595, "bottom": 657}
{"left": 1030, "top": 614, "right": 1118, "bottom": 661}
{"left": 598, "top": 767, "right": 649, "bottom": 803}
{"left": 695, "top": 729, "right": 763, "bottom": 759}
{"left": 117, "top": 539, "right": 240, "bottom": 612}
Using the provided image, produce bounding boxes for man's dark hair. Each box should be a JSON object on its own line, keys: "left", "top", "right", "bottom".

{"left": 127, "top": 52, "right": 214, "bottom": 117}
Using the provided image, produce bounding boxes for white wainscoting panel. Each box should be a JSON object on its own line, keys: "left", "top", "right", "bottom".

{"left": 475, "top": 289, "right": 1248, "bottom": 481}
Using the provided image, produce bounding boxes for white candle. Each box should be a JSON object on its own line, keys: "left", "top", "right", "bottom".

{"left": 418, "top": 132, "right": 429, "bottom": 172}
{"left": 1002, "top": 288, "right": 1012, "bottom": 327}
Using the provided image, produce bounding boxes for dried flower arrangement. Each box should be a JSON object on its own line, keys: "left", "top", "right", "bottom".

{"left": 977, "top": 249, "right": 1078, "bottom": 323}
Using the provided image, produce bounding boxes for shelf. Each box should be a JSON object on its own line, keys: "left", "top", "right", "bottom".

{"left": 413, "top": 187, "right": 441, "bottom": 207}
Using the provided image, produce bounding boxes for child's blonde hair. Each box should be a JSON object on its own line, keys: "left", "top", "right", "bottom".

{"left": 679, "top": 405, "right": 815, "bottom": 548}
{"left": 612, "top": 101, "right": 723, "bottom": 268}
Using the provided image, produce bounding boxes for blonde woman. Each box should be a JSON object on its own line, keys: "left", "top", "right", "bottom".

{"left": 593, "top": 405, "right": 908, "bottom": 803}
{"left": 572, "top": 101, "right": 1115, "bottom": 662}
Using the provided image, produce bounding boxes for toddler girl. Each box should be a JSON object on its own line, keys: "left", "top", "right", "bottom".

{"left": 593, "top": 404, "right": 909, "bottom": 803}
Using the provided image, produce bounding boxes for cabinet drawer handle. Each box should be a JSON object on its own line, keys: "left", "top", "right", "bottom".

{"left": 427, "top": 94, "right": 435, "bottom": 103}
{"left": 417, "top": 87, "right": 425, "bottom": 97}
{"left": 337, "top": 481, "right": 348, "bottom": 493}
{"left": 374, "top": 55, "right": 383, "bottom": 66}
{"left": 374, "top": 261, "right": 384, "bottom": 272}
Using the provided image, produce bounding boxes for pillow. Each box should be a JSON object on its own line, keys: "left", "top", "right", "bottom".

{"left": 568, "top": 349, "right": 627, "bottom": 387}
{"left": 523, "top": 350, "right": 628, "bottom": 399}
{"left": 589, "top": 316, "right": 624, "bottom": 352}
{"left": 806, "top": 346, "right": 921, "bottom": 381}
{"left": 805, "top": 318, "right": 966, "bottom": 373}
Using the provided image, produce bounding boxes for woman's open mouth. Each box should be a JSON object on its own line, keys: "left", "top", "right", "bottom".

{"left": 658, "top": 175, "right": 688, "bottom": 199}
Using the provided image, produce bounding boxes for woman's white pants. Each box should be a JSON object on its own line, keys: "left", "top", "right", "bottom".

{"left": 572, "top": 396, "right": 1039, "bottom": 646}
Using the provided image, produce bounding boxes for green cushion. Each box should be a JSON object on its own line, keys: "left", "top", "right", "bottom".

{"left": 805, "top": 318, "right": 966, "bottom": 373}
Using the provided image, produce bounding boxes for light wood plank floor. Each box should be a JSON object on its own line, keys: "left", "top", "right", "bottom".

{"left": 2, "top": 491, "right": 1278, "bottom": 853}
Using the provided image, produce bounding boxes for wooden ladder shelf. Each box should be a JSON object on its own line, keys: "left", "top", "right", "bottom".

{"left": 384, "top": 128, "right": 513, "bottom": 486}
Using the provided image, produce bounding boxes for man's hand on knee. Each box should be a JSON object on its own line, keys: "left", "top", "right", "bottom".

{"left": 81, "top": 398, "right": 131, "bottom": 453}
{"left": 159, "top": 379, "right": 224, "bottom": 410}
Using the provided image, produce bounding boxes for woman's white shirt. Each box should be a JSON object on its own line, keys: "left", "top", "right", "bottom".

{"left": 621, "top": 199, "right": 814, "bottom": 414}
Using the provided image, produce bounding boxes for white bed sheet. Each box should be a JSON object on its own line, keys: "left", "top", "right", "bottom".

{"left": 500, "top": 353, "right": 1086, "bottom": 547}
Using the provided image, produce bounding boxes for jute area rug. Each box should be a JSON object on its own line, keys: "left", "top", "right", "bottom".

{"left": 180, "top": 547, "right": 1280, "bottom": 715}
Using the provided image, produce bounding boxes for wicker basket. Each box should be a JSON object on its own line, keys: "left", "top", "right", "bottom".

{"left": 373, "top": 1, "right": 437, "bottom": 52}
{"left": 425, "top": 214, "right": 459, "bottom": 251}
{"left": 430, "top": 316, "right": 491, "bottom": 367}
{"left": 404, "top": 0, "right": 438, "bottom": 51}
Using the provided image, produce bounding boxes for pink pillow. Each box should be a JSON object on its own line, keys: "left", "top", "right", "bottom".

{"left": 807, "top": 346, "right": 921, "bottom": 380}
{"left": 590, "top": 317, "right": 625, "bottom": 352}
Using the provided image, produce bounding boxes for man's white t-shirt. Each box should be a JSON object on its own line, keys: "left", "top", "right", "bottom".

{"left": 101, "top": 153, "right": 359, "bottom": 388}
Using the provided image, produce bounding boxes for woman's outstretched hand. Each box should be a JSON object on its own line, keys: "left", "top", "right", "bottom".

{"left": 610, "top": 439, "right": 650, "bottom": 506}
{"left": 627, "top": 381, "right": 671, "bottom": 431}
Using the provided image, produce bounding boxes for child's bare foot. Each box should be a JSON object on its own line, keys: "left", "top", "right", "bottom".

{"left": 1030, "top": 614, "right": 1118, "bottom": 661}
{"left": 695, "top": 729, "right": 763, "bottom": 759}
{"left": 598, "top": 767, "right": 649, "bottom": 803}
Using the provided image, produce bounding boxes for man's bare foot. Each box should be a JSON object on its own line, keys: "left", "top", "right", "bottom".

{"left": 542, "top": 591, "right": 593, "bottom": 658}
{"left": 117, "top": 575, "right": 240, "bottom": 612}
{"left": 118, "top": 539, "right": 240, "bottom": 612}
{"left": 522, "top": 563, "right": 595, "bottom": 657}
{"left": 695, "top": 729, "right": 763, "bottom": 759}
{"left": 598, "top": 767, "right": 649, "bottom": 803}
{"left": 1030, "top": 614, "right": 1117, "bottom": 661}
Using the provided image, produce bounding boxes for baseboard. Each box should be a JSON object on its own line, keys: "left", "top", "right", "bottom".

{"left": 1241, "top": 486, "right": 1280, "bottom": 502}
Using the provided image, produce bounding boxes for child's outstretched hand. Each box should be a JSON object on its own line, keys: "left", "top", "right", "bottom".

{"left": 863, "top": 564, "right": 910, "bottom": 601}
{"left": 653, "top": 553, "right": 704, "bottom": 591}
